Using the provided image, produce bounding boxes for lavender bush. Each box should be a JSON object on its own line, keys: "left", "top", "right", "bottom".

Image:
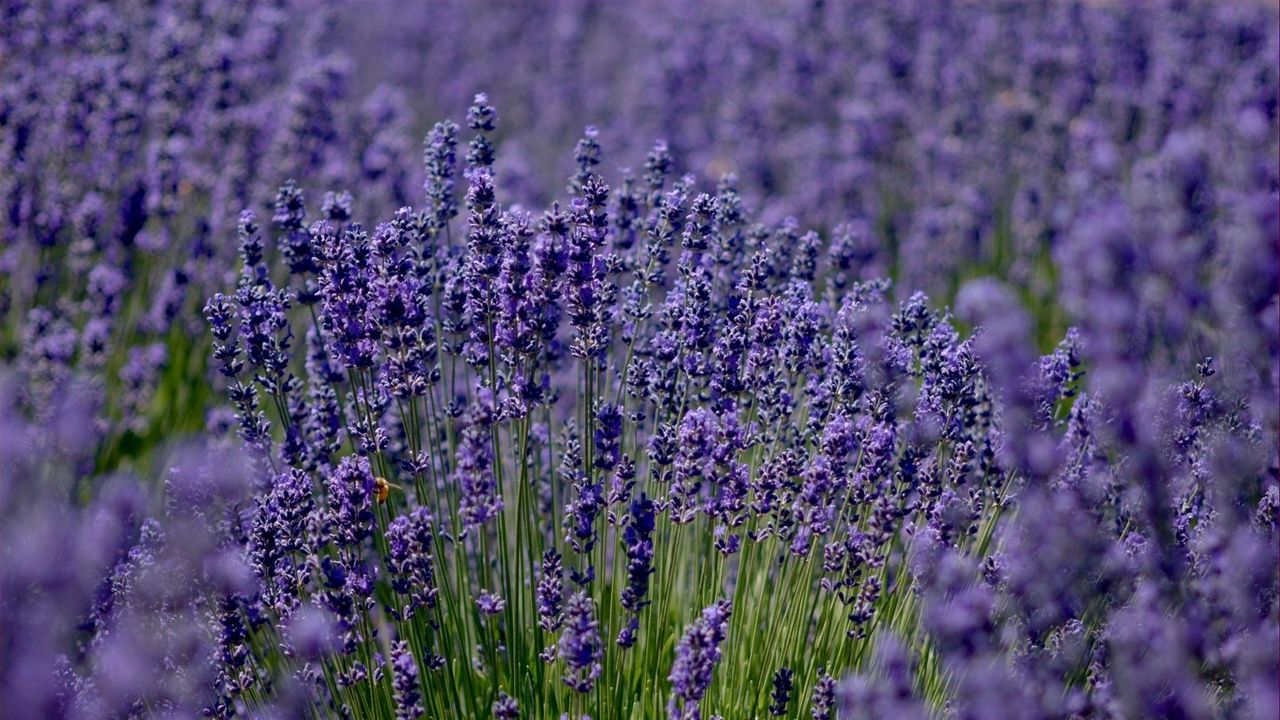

{"left": 1, "top": 1, "right": 1277, "bottom": 719}
{"left": 0, "top": 0, "right": 418, "bottom": 468}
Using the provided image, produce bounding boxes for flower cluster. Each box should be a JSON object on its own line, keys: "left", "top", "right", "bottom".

{"left": 0, "top": 0, "right": 419, "bottom": 473}
{"left": 0, "top": 2, "right": 1275, "bottom": 720}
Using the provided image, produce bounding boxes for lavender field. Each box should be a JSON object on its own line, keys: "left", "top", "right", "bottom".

{"left": 1, "top": 1, "right": 1278, "bottom": 718}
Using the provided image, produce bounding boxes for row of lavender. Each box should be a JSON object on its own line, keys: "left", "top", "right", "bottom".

{"left": 1, "top": 1, "right": 1277, "bottom": 719}
{"left": 352, "top": 0, "right": 1278, "bottom": 299}
{"left": 2, "top": 0, "right": 416, "bottom": 460}
{"left": 6, "top": 89, "right": 1276, "bottom": 717}
{"left": 7, "top": 0, "right": 1278, "bottom": 447}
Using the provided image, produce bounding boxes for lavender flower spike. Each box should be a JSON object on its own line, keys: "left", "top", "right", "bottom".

{"left": 668, "top": 599, "right": 733, "bottom": 720}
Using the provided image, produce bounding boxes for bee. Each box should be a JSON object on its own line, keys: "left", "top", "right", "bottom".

{"left": 374, "top": 476, "right": 393, "bottom": 503}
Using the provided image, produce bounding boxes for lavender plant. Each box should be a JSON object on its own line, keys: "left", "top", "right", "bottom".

{"left": 184, "top": 97, "right": 1273, "bottom": 717}
{"left": 0, "top": 0, "right": 418, "bottom": 470}
{"left": 0, "top": 1, "right": 1275, "bottom": 719}
{"left": 344, "top": 0, "right": 1277, "bottom": 328}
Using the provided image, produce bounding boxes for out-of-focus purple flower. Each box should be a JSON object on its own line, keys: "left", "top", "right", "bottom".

{"left": 493, "top": 691, "right": 520, "bottom": 719}
{"left": 284, "top": 605, "right": 337, "bottom": 661}
{"left": 811, "top": 668, "right": 835, "bottom": 720}
{"left": 836, "top": 635, "right": 928, "bottom": 720}
{"left": 391, "top": 640, "right": 423, "bottom": 720}
{"left": 476, "top": 589, "right": 505, "bottom": 616}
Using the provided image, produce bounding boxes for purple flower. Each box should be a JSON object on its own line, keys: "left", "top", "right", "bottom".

{"left": 593, "top": 403, "right": 623, "bottom": 472}
{"left": 667, "top": 599, "right": 732, "bottom": 719}
{"left": 325, "top": 456, "right": 377, "bottom": 547}
{"left": 811, "top": 668, "right": 835, "bottom": 720}
{"left": 492, "top": 691, "right": 520, "bottom": 719}
{"left": 669, "top": 408, "right": 719, "bottom": 523}
{"left": 284, "top": 605, "right": 336, "bottom": 661}
{"left": 205, "top": 293, "right": 242, "bottom": 379}
{"left": 424, "top": 119, "right": 460, "bottom": 238}
{"left": 768, "top": 666, "right": 793, "bottom": 716}
{"left": 476, "top": 589, "right": 505, "bottom": 616}
{"left": 317, "top": 221, "right": 380, "bottom": 370}
{"left": 559, "top": 591, "right": 602, "bottom": 693}
{"left": 565, "top": 178, "right": 614, "bottom": 364}
{"left": 273, "top": 181, "right": 321, "bottom": 302}
{"left": 117, "top": 342, "right": 167, "bottom": 433}
{"left": 455, "top": 391, "right": 501, "bottom": 529}
{"left": 836, "top": 635, "right": 928, "bottom": 720}
{"left": 620, "top": 493, "right": 656, "bottom": 613}
{"left": 385, "top": 508, "right": 438, "bottom": 616}
{"left": 249, "top": 468, "right": 314, "bottom": 612}
{"left": 563, "top": 424, "right": 604, "bottom": 562}
{"left": 465, "top": 93, "right": 498, "bottom": 173}
{"left": 618, "top": 493, "right": 656, "bottom": 648}
{"left": 537, "top": 548, "right": 564, "bottom": 634}
{"left": 390, "top": 640, "right": 423, "bottom": 720}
